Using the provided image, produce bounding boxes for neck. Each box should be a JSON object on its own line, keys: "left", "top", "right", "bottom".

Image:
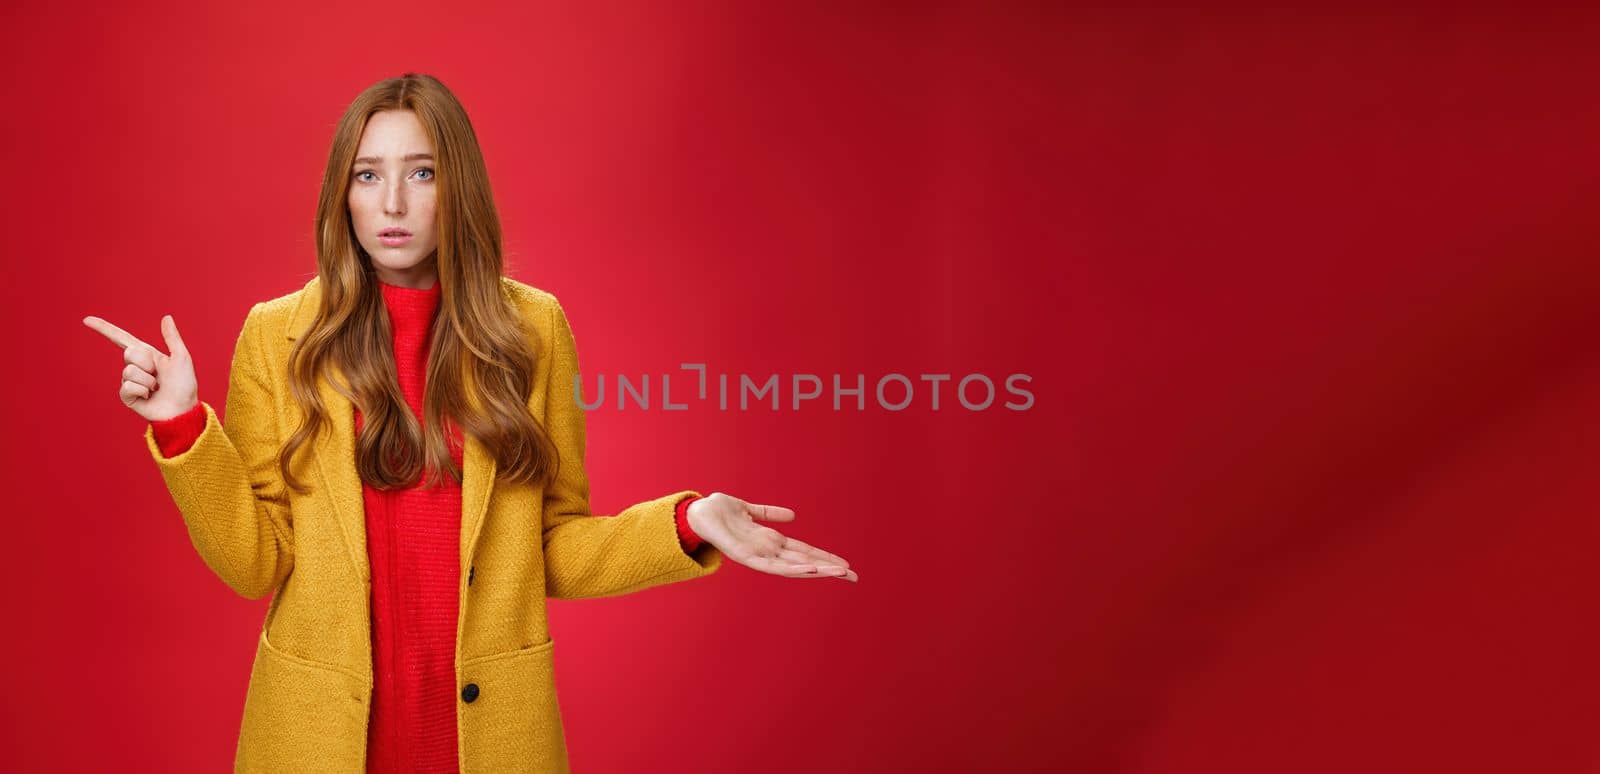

{"left": 373, "top": 259, "right": 438, "bottom": 289}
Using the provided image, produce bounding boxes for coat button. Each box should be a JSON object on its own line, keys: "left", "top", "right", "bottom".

{"left": 461, "top": 683, "right": 480, "bottom": 703}
{"left": 468, "top": 566, "right": 475, "bottom": 586}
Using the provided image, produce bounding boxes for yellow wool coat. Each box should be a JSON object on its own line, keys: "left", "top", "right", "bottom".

{"left": 143, "top": 275, "right": 722, "bottom": 773}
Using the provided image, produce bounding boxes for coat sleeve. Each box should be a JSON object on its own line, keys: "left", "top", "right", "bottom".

{"left": 539, "top": 295, "right": 722, "bottom": 600}
{"left": 143, "top": 303, "right": 294, "bottom": 600}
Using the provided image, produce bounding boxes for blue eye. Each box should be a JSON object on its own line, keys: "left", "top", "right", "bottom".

{"left": 354, "top": 170, "right": 375, "bottom": 182}
{"left": 415, "top": 168, "right": 435, "bottom": 181}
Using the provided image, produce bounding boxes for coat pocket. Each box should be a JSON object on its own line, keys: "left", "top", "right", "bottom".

{"left": 234, "top": 628, "right": 370, "bottom": 773}
{"left": 459, "top": 638, "right": 568, "bottom": 774}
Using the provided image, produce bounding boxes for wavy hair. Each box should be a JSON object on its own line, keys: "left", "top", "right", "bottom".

{"left": 277, "top": 73, "right": 559, "bottom": 494}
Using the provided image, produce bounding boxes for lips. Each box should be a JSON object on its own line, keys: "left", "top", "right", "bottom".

{"left": 377, "top": 228, "right": 415, "bottom": 248}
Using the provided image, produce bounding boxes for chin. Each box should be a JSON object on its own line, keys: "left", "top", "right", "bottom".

{"left": 369, "top": 253, "right": 425, "bottom": 271}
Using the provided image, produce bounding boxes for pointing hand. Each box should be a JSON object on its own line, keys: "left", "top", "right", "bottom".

{"left": 83, "top": 314, "right": 199, "bottom": 423}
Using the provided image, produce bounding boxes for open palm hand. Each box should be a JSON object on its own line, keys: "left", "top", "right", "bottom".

{"left": 687, "top": 493, "right": 859, "bottom": 582}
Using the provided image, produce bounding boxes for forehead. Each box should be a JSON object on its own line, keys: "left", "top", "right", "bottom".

{"left": 355, "top": 110, "right": 433, "bottom": 157}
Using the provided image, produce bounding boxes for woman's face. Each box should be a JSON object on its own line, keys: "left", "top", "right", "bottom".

{"left": 348, "top": 109, "right": 440, "bottom": 289}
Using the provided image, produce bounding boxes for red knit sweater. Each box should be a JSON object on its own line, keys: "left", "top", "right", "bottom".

{"left": 150, "top": 281, "right": 705, "bottom": 771}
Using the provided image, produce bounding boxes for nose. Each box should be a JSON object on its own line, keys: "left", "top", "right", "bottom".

{"left": 383, "top": 179, "right": 406, "bottom": 216}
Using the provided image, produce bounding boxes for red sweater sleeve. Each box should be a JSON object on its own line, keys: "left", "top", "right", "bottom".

{"left": 675, "top": 495, "right": 705, "bottom": 553}
{"left": 149, "top": 401, "right": 208, "bottom": 458}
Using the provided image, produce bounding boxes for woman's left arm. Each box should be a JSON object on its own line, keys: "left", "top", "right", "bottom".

{"left": 538, "top": 296, "right": 724, "bottom": 600}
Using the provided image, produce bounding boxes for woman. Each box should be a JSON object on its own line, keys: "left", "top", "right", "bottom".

{"left": 83, "top": 72, "right": 858, "bottom": 773}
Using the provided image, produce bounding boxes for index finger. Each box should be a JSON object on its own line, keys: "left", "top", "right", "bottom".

{"left": 82, "top": 316, "right": 147, "bottom": 351}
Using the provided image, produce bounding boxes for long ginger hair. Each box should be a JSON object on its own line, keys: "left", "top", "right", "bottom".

{"left": 277, "top": 73, "right": 559, "bottom": 494}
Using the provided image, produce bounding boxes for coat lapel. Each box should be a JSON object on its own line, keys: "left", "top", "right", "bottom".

{"left": 284, "top": 276, "right": 498, "bottom": 587}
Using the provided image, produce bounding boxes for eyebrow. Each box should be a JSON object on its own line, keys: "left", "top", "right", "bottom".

{"left": 353, "top": 153, "right": 434, "bottom": 165}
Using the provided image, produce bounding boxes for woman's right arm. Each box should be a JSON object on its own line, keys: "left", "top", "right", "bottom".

{"left": 85, "top": 304, "right": 296, "bottom": 600}
{"left": 143, "top": 304, "right": 295, "bottom": 600}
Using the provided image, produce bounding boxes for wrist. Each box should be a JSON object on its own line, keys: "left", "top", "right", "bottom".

{"left": 685, "top": 496, "right": 714, "bottom": 537}
{"left": 149, "top": 397, "right": 201, "bottom": 423}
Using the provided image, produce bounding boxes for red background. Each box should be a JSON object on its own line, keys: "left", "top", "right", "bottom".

{"left": 7, "top": 2, "right": 1598, "bottom": 772}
